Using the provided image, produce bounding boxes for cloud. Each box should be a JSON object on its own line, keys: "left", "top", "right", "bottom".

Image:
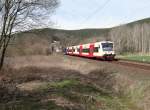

{"left": 51, "top": 0, "right": 150, "bottom": 29}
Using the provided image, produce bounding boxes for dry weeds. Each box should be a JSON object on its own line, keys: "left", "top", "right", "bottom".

{"left": 4, "top": 55, "right": 103, "bottom": 74}
{"left": 0, "top": 55, "right": 150, "bottom": 110}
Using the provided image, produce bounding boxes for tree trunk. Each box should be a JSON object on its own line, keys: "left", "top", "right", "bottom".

{"left": 0, "top": 46, "right": 7, "bottom": 70}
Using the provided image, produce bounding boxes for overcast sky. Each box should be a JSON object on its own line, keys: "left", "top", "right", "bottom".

{"left": 51, "top": 0, "right": 150, "bottom": 30}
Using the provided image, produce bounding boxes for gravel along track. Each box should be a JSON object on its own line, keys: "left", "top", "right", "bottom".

{"left": 66, "top": 55, "right": 150, "bottom": 71}
{"left": 111, "top": 59, "right": 150, "bottom": 71}
{"left": 63, "top": 55, "right": 150, "bottom": 81}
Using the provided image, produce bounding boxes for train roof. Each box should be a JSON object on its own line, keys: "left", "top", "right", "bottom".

{"left": 100, "top": 41, "right": 113, "bottom": 43}
{"left": 67, "top": 41, "right": 114, "bottom": 48}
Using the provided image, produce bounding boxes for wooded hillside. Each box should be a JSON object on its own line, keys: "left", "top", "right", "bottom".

{"left": 110, "top": 18, "right": 150, "bottom": 54}
{"left": 8, "top": 18, "right": 150, "bottom": 56}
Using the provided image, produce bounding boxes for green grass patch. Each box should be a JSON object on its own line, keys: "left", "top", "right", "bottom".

{"left": 119, "top": 55, "right": 150, "bottom": 62}
{"left": 0, "top": 99, "right": 66, "bottom": 110}
{"left": 40, "top": 79, "right": 139, "bottom": 110}
{"left": 96, "top": 95, "right": 141, "bottom": 110}
{"left": 1, "top": 79, "right": 147, "bottom": 110}
{"left": 37, "top": 79, "right": 112, "bottom": 109}
{"left": 49, "top": 79, "right": 79, "bottom": 88}
{"left": 41, "top": 79, "right": 101, "bottom": 94}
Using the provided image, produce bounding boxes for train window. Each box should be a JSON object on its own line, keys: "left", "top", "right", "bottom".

{"left": 102, "top": 43, "right": 113, "bottom": 51}
{"left": 94, "top": 47, "right": 99, "bottom": 52}
{"left": 72, "top": 48, "right": 75, "bottom": 52}
{"left": 69, "top": 49, "right": 72, "bottom": 52}
{"left": 77, "top": 48, "right": 80, "bottom": 52}
{"left": 82, "top": 48, "right": 89, "bottom": 53}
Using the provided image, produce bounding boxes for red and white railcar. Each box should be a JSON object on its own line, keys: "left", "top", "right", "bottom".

{"left": 65, "top": 41, "right": 115, "bottom": 60}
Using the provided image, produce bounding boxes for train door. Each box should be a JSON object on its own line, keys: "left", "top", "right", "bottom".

{"left": 89, "top": 44, "right": 94, "bottom": 57}
{"left": 71, "top": 47, "right": 74, "bottom": 55}
{"left": 79, "top": 45, "right": 82, "bottom": 56}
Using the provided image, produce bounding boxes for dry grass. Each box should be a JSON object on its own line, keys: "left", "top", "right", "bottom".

{"left": 6, "top": 36, "right": 49, "bottom": 57}
{"left": 4, "top": 55, "right": 103, "bottom": 74}
{"left": 0, "top": 55, "right": 150, "bottom": 110}
{"left": 0, "top": 58, "right": 112, "bottom": 110}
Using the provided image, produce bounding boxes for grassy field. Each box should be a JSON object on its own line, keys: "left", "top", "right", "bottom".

{"left": 0, "top": 55, "right": 150, "bottom": 110}
{"left": 119, "top": 55, "right": 150, "bottom": 63}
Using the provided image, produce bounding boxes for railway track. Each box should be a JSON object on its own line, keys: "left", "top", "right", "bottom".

{"left": 67, "top": 56, "right": 150, "bottom": 71}
{"left": 67, "top": 55, "right": 150, "bottom": 71}
{"left": 110, "top": 59, "right": 150, "bottom": 71}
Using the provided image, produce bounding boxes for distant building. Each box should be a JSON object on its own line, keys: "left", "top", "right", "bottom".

{"left": 49, "top": 41, "right": 62, "bottom": 54}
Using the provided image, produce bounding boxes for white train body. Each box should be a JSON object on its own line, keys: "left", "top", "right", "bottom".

{"left": 65, "top": 41, "right": 115, "bottom": 60}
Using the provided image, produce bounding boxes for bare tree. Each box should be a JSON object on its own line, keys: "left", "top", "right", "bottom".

{"left": 109, "top": 22, "right": 150, "bottom": 55}
{"left": 0, "top": 0, "right": 59, "bottom": 69}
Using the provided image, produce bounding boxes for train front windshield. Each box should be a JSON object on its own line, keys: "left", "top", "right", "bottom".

{"left": 102, "top": 43, "right": 113, "bottom": 51}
